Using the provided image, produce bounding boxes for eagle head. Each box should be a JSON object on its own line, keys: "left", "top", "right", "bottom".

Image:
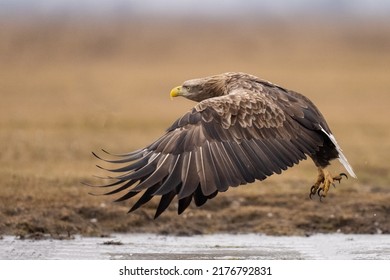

{"left": 170, "top": 73, "right": 231, "bottom": 102}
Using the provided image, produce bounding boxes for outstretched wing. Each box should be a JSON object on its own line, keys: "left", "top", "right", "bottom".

{"left": 92, "top": 82, "right": 326, "bottom": 218}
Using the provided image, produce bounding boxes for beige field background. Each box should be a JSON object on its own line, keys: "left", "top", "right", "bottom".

{"left": 0, "top": 16, "right": 389, "bottom": 238}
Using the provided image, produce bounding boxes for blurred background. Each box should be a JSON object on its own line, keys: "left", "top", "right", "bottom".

{"left": 0, "top": 0, "right": 389, "bottom": 237}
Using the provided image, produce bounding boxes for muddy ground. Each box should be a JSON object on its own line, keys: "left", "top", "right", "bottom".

{"left": 1, "top": 172, "right": 389, "bottom": 239}
{"left": 1, "top": 18, "right": 389, "bottom": 239}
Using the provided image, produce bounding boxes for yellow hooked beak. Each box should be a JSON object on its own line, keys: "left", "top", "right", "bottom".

{"left": 170, "top": 86, "right": 182, "bottom": 99}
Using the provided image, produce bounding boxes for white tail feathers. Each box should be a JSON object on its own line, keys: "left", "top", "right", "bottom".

{"left": 320, "top": 126, "right": 357, "bottom": 179}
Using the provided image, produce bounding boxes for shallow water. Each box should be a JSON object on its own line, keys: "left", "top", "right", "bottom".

{"left": 1, "top": 233, "right": 389, "bottom": 260}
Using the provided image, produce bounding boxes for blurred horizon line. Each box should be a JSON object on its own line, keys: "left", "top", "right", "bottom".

{"left": 1, "top": 0, "right": 390, "bottom": 22}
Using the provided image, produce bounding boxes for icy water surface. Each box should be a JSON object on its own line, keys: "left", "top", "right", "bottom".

{"left": 1, "top": 234, "right": 389, "bottom": 260}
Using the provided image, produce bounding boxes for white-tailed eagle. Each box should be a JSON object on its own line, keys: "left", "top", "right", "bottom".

{"left": 90, "top": 72, "right": 356, "bottom": 218}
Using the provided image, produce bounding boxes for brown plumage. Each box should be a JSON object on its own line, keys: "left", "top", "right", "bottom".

{"left": 90, "top": 72, "right": 356, "bottom": 218}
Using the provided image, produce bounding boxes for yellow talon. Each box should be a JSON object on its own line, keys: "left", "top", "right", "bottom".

{"left": 309, "top": 167, "right": 348, "bottom": 200}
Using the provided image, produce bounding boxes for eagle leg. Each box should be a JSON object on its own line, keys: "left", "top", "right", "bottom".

{"left": 309, "top": 167, "right": 348, "bottom": 200}
{"left": 309, "top": 168, "right": 324, "bottom": 199}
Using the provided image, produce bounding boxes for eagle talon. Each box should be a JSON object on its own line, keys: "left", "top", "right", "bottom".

{"left": 333, "top": 173, "right": 348, "bottom": 184}
{"left": 309, "top": 186, "right": 317, "bottom": 199}
{"left": 318, "top": 188, "right": 327, "bottom": 202}
{"left": 309, "top": 167, "right": 352, "bottom": 202}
